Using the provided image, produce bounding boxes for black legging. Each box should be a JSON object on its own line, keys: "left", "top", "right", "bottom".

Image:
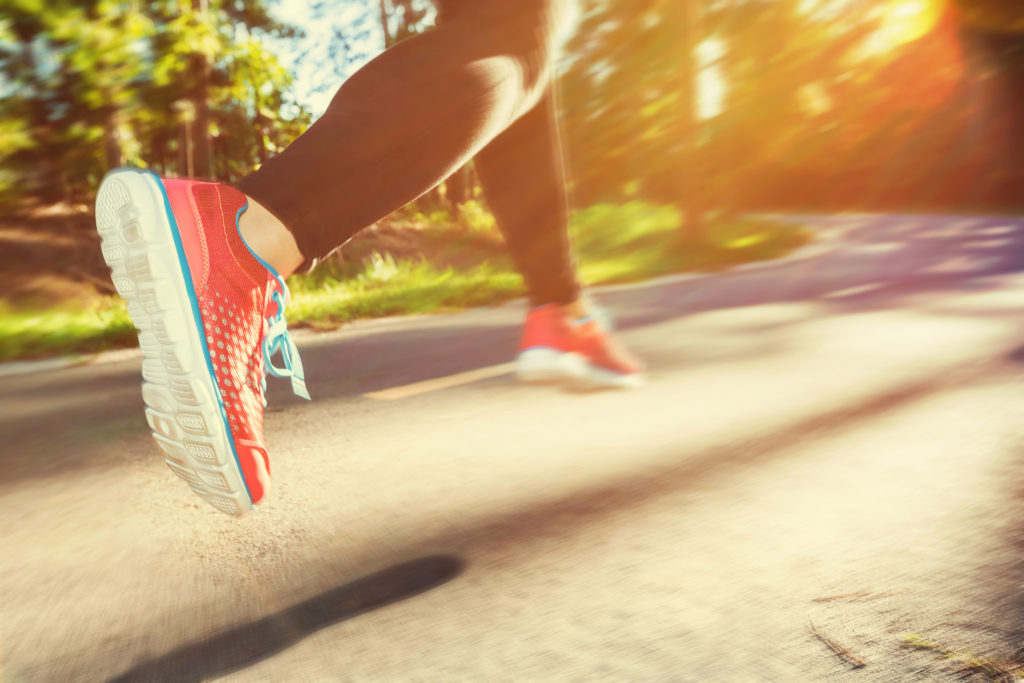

{"left": 236, "top": 0, "right": 580, "bottom": 306}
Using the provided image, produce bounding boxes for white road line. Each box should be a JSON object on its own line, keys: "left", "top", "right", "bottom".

{"left": 364, "top": 362, "right": 517, "bottom": 400}
{"left": 823, "top": 283, "right": 887, "bottom": 299}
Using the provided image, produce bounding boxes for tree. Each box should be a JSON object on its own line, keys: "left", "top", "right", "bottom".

{"left": 951, "top": 0, "right": 1024, "bottom": 34}
{"left": 558, "top": 0, "right": 1005, "bottom": 215}
{"left": 0, "top": 0, "right": 310, "bottom": 209}
{"left": 677, "top": 0, "right": 702, "bottom": 241}
{"left": 951, "top": 5, "right": 1024, "bottom": 208}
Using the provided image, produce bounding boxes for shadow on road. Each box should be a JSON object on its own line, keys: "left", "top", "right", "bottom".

{"left": 107, "top": 555, "right": 464, "bottom": 683}
{"left": 1006, "top": 344, "right": 1024, "bottom": 365}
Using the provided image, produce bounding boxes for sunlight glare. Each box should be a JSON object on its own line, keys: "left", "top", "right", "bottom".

{"left": 697, "top": 38, "right": 725, "bottom": 120}
{"left": 872, "top": 0, "right": 942, "bottom": 52}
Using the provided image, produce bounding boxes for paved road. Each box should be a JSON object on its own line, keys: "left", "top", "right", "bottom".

{"left": 3, "top": 214, "right": 1024, "bottom": 681}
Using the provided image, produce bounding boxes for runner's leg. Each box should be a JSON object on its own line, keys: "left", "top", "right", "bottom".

{"left": 235, "top": 0, "right": 573, "bottom": 272}
{"left": 474, "top": 88, "right": 581, "bottom": 307}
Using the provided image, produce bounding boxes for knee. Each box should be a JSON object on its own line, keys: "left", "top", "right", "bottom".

{"left": 496, "top": 31, "right": 558, "bottom": 117}
{"left": 462, "top": 56, "right": 532, "bottom": 131}
{"left": 455, "top": 1, "right": 568, "bottom": 105}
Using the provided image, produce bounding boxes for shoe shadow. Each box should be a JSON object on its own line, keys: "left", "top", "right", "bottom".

{"left": 1006, "top": 345, "right": 1024, "bottom": 365}
{"left": 107, "top": 555, "right": 464, "bottom": 683}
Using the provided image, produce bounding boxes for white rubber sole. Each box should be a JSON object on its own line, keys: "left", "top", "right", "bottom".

{"left": 95, "top": 169, "right": 253, "bottom": 516}
{"left": 517, "top": 347, "right": 644, "bottom": 390}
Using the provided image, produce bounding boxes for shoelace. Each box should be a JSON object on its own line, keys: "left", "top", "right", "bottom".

{"left": 562, "top": 304, "right": 612, "bottom": 330}
{"left": 260, "top": 274, "right": 310, "bottom": 403}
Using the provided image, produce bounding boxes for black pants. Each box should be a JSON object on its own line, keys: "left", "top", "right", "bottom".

{"left": 236, "top": 0, "right": 580, "bottom": 306}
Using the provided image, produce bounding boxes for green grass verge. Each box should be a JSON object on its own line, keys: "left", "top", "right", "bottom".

{"left": 571, "top": 202, "right": 809, "bottom": 283}
{"left": 287, "top": 256, "right": 525, "bottom": 326}
{"left": 0, "top": 300, "right": 137, "bottom": 362}
{"left": 0, "top": 202, "right": 811, "bottom": 363}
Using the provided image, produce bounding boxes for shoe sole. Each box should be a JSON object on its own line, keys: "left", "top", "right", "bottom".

{"left": 517, "top": 347, "right": 643, "bottom": 390}
{"left": 95, "top": 168, "right": 254, "bottom": 516}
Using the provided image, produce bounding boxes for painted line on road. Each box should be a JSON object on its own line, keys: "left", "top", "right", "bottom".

{"left": 364, "top": 362, "right": 517, "bottom": 400}
{"left": 823, "top": 283, "right": 887, "bottom": 299}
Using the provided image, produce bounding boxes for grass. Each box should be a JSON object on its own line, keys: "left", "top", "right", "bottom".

{"left": 0, "top": 299, "right": 137, "bottom": 362}
{"left": 0, "top": 201, "right": 811, "bottom": 363}
{"left": 287, "top": 255, "right": 525, "bottom": 326}
{"left": 901, "top": 634, "right": 1024, "bottom": 681}
{"left": 570, "top": 202, "right": 809, "bottom": 283}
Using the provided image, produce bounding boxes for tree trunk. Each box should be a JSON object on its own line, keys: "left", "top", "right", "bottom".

{"left": 102, "top": 107, "right": 123, "bottom": 169}
{"left": 254, "top": 112, "right": 270, "bottom": 165}
{"left": 190, "top": 54, "right": 212, "bottom": 178}
{"left": 179, "top": 120, "right": 194, "bottom": 177}
{"left": 189, "top": 0, "right": 212, "bottom": 178}
{"left": 678, "top": 0, "right": 704, "bottom": 243}
{"left": 379, "top": 0, "right": 394, "bottom": 47}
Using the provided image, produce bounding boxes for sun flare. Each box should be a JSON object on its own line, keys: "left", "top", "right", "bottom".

{"left": 879, "top": 0, "right": 943, "bottom": 46}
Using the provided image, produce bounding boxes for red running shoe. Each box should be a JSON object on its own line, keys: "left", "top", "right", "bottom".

{"left": 94, "top": 168, "right": 308, "bottom": 515}
{"left": 517, "top": 304, "right": 644, "bottom": 389}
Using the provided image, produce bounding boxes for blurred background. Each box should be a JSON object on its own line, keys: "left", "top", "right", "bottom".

{"left": 6, "top": 5, "right": 1024, "bottom": 679}
{"left": 0, "top": 0, "right": 1022, "bottom": 360}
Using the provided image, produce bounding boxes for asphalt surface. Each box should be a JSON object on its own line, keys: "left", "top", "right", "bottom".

{"left": 3, "top": 214, "right": 1024, "bottom": 681}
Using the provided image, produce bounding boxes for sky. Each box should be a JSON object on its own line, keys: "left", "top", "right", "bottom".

{"left": 267, "top": 0, "right": 723, "bottom": 121}
{"left": 268, "top": 0, "right": 386, "bottom": 118}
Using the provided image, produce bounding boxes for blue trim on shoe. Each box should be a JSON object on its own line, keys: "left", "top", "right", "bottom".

{"left": 141, "top": 169, "right": 256, "bottom": 508}
{"left": 235, "top": 202, "right": 278, "bottom": 277}
{"left": 234, "top": 203, "right": 310, "bottom": 401}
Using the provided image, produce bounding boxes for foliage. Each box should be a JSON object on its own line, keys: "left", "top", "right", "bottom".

{"left": 457, "top": 198, "right": 498, "bottom": 233}
{"left": 0, "top": 0, "right": 310, "bottom": 209}
{"left": 3, "top": 0, "right": 1023, "bottom": 217}
{"left": 378, "top": 0, "right": 435, "bottom": 48}
{"left": 952, "top": 0, "right": 1024, "bottom": 33}
{"left": 559, "top": 0, "right": 1024, "bottom": 213}
{"left": 398, "top": 199, "right": 498, "bottom": 234}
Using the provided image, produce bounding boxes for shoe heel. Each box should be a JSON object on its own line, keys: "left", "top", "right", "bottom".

{"left": 95, "top": 171, "right": 160, "bottom": 320}
{"left": 517, "top": 348, "right": 586, "bottom": 384}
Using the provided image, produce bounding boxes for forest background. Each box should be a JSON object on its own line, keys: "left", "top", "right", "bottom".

{"left": 1, "top": 0, "right": 1021, "bottom": 360}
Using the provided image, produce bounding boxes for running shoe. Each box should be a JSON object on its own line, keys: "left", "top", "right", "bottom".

{"left": 516, "top": 304, "right": 644, "bottom": 389}
{"left": 94, "top": 168, "right": 309, "bottom": 515}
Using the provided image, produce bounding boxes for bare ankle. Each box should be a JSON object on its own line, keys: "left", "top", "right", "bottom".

{"left": 561, "top": 298, "right": 590, "bottom": 321}
{"left": 238, "top": 197, "right": 304, "bottom": 278}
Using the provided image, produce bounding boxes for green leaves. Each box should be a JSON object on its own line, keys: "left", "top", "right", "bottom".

{"left": 0, "top": 0, "right": 309, "bottom": 208}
